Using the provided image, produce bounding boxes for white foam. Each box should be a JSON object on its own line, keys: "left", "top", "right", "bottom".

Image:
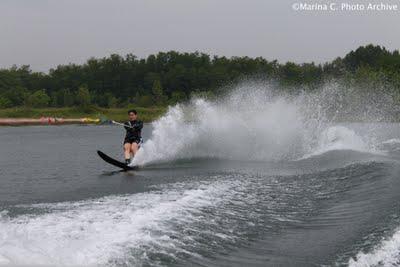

{"left": 132, "top": 88, "right": 308, "bottom": 166}
{"left": 377, "top": 138, "right": 400, "bottom": 153}
{"left": 132, "top": 83, "right": 391, "bottom": 166}
{"left": 0, "top": 180, "right": 236, "bottom": 266}
{"left": 300, "top": 126, "right": 379, "bottom": 159}
{"left": 349, "top": 228, "right": 400, "bottom": 267}
{"left": 381, "top": 138, "right": 400, "bottom": 145}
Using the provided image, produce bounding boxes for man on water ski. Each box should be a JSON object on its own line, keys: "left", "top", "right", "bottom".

{"left": 123, "top": 109, "right": 143, "bottom": 165}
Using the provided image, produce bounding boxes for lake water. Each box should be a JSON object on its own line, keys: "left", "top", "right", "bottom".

{"left": 0, "top": 122, "right": 400, "bottom": 266}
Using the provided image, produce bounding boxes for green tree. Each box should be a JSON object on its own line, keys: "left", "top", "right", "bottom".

{"left": 50, "top": 91, "right": 58, "bottom": 107}
{"left": 169, "top": 91, "right": 187, "bottom": 105}
{"left": 0, "top": 45, "right": 400, "bottom": 109}
{"left": 152, "top": 80, "right": 167, "bottom": 105}
{"left": 50, "top": 90, "right": 64, "bottom": 107}
{"left": 137, "top": 95, "right": 153, "bottom": 107}
{"left": 26, "top": 90, "right": 50, "bottom": 108}
{"left": 3, "top": 86, "right": 29, "bottom": 106}
{"left": 104, "top": 92, "right": 118, "bottom": 108}
{"left": 76, "top": 86, "right": 91, "bottom": 108}
{"left": 62, "top": 89, "right": 75, "bottom": 107}
{"left": 0, "top": 95, "right": 12, "bottom": 108}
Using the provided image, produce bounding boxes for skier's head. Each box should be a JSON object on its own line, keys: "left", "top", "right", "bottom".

{"left": 128, "top": 109, "right": 137, "bottom": 120}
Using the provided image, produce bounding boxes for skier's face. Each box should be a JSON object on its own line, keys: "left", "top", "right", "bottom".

{"left": 129, "top": 112, "right": 137, "bottom": 121}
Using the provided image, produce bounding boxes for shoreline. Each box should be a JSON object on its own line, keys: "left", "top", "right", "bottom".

{"left": 0, "top": 117, "right": 99, "bottom": 126}
{"left": 0, "top": 106, "right": 167, "bottom": 126}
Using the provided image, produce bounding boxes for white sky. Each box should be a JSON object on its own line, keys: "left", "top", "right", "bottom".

{"left": 1, "top": 0, "right": 399, "bottom": 72}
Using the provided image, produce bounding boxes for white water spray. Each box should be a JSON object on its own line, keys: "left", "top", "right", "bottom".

{"left": 133, "top": 88, "right": 307, "bottom": 165}
{"left": 349, "top": 228, "right": 400, "bottom": 267}
{"left": 132, "top": 82, "right": 392, "bottom": 166}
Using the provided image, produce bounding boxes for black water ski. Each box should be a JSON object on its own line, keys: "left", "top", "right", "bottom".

{"left": 97, "top": 150, "right": 138, "bottom": 171}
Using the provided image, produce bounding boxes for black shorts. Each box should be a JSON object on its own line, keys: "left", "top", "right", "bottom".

{"left": 123, "top": 137, "right": 143, "bottom": 146}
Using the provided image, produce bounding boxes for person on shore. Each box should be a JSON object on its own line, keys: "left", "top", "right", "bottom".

{"left": 123, "top": 109, "right": 143, "bottom": 164}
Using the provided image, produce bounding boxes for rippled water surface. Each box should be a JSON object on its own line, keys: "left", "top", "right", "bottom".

{"left": 1, "top": 123, "right": 400, "bottom": 266}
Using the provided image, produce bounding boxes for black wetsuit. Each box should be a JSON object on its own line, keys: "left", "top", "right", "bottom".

{"left": 123, "top": 120, "right": 143, "bottom": 145}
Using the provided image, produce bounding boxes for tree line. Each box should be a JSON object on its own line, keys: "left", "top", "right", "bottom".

{"left": 1, "top": 44, "right": 400, "bottom": 109}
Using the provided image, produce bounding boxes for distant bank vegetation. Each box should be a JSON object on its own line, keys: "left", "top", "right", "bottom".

{"left": 0, "top": 106, "right": 166, "bottom": 122}
{"left": 0, "top": 44, "right": 400, "bottom": 110}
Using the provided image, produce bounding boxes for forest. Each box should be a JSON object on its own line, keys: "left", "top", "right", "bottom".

{"left": 0, "top": 44, "right": 400, "bottom": 109}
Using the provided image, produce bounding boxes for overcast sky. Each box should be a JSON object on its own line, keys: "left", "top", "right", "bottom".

{"left": 1, "top": 0, "right": 399, "bottom": 72}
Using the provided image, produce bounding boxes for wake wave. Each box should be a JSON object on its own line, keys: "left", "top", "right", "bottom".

{"left": 300, "top": 126, "right": 383, "bottom": 159}
{"left": 379, "top": 138, "right": 400, "bottom": 153}
{"left": 132, "top": 83, "right": 386, "bottom": 166}
{"left": 0, "top": 179, "right": 238, "bottom": 266}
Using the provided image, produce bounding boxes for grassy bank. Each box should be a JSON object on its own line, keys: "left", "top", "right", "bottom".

{"left": 0, "top": 106, "right": 167, "bottom": 122}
